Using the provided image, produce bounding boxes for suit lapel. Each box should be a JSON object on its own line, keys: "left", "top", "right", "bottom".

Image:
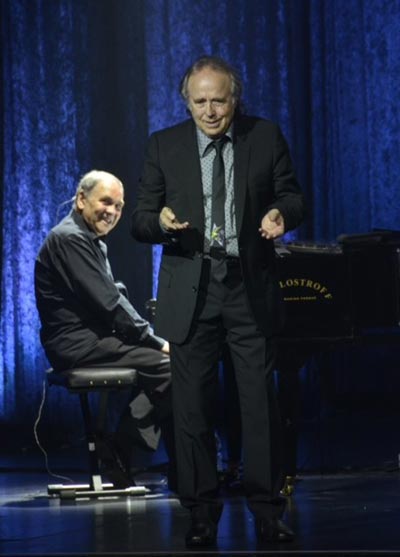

{"left": 233, "top": 119, "right": 250, "bottom": 235}
{"left": 179, "top": 121, "right": 205, "bottom": 231}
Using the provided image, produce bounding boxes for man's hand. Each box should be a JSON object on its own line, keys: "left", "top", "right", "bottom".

{"left": 259, "top": 208, "right": 285, "bottom": 240}
{"left": 161, "top": 341, "right": 170, "bottom": 354}
{"left": 160, "top": 206, "right": 189, "bottom": 232}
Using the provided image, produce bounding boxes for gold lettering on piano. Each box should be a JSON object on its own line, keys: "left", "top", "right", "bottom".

{"left": 279, "top": 278, "right": 333, "bottom": 300}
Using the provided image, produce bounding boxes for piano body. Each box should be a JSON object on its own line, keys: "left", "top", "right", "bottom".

{"left": 275, "top": 230, "right": 400, "bottom": 489}
{"left": 276, "top": 229, "right": 400, "bottom": 343}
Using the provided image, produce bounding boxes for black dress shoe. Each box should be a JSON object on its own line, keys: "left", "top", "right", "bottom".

{"left": 218, "top": 463, "right": 242, "bottom": 488}
{"left": 255, "top": 517, "right": 294, "bottom": 543}
{"left": 185, "top": 521, "right": 217, "bottom": 547}
{"left": 96, "top": 437, "right": 134, "bottom": 489}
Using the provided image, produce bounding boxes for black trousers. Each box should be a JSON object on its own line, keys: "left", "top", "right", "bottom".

{"left": 77, "top": 337, "right": 174, "bottom": 460}
{"left": 171, "top": 260, "right": 285, "bottom": 522}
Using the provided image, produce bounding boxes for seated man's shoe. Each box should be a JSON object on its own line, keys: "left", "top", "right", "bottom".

{"left": 103, "top": 457, "right": 134, "bottom": 489}
{"left": 185, "top": 520, "right": 217, "bottom": 548}
{"left": 255, "top": 517, "right": 294, "bottom": 543}
{"left": 96, "top": 437, "right": 134, "bottom": 489}
{"left": 218, "top": 461, "right": 242, "bottom": 488}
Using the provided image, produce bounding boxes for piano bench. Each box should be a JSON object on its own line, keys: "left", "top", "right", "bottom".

{"left": 46, "top": 366, "right": 148, "bottom": 499}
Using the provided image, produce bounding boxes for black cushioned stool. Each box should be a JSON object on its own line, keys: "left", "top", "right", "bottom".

{"left": 46, "top": 367, "right": 148, "bottom": 499}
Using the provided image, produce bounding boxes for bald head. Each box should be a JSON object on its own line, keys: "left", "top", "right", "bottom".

{"left": 75, "top": 170, "right": 124, "bottom": 236}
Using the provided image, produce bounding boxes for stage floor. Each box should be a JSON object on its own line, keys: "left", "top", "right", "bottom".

{"left": 1, "top": 454, "right": 400, "bottom": 556}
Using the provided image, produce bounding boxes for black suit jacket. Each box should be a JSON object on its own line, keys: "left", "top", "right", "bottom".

{"left": 131, "top": 115, "right": 304, "bottom": 343}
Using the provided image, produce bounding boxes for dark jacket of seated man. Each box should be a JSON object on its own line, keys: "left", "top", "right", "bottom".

{"left": 34, "top": 170, "right": 175, "bottom": 487}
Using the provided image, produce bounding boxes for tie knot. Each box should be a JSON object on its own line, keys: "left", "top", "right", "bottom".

{"left": 212, "top": 136, "right": 228, "bottom": 155}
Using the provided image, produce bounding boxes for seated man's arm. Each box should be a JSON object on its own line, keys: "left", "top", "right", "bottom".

{"left": 55, "top": 234, "right": 164, "bottom": 350}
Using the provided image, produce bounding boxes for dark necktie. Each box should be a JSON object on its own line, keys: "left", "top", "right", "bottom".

{"left": 210, "top": 136, "right": 228, "bottom": 281}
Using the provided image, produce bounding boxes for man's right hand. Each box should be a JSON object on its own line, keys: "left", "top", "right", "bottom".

{"left": 161, "top": 341, "right": 170, "bottom": 354}
{"left": 160, "top": 206, "right": 189, "bottom": 232}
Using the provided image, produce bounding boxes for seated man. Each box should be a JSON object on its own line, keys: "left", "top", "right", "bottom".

{"left": 34, "top": 169, "right": 175, "bottom": 489}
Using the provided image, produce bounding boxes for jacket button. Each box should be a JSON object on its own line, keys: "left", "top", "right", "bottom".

{"left": 192, "top": 286, "right": 197, "bottom": 292}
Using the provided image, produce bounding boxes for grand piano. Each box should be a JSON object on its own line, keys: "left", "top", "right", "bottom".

{"left": 275, "top": 229, "right": 400, "bottom": 493}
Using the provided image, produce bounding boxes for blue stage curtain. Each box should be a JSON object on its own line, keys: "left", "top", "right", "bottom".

{"left": 1, "top": 0, "right": 400, "bottom": 445}
{"left": 309, "top": 0, "right": 400, "bottom": 239}
{"left": 0, "top": 0, "right": 92, "bottom": 428}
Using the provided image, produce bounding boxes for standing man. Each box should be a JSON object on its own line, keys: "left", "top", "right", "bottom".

{"left": 35, "top": 170, "right": 175, "bottom": 489}
{"left": 131, "top": 56, "right": 304, "bottom": 546}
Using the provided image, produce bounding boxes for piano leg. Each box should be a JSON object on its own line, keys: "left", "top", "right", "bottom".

{"left": 276, "top": 347, "right": 308, "bottom": 495}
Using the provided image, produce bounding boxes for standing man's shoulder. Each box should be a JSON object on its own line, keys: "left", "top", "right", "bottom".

{"left": 235, "top": 114, "right": 282, "bottom": 137}
{"left": 147, "top": 118, "right": 195, "bottom": 147}
{"left": 235, "top": 115, "right": 294, "bottom": 159}
{"left": 144, "top": 119, "right": 196, "bottom": 164}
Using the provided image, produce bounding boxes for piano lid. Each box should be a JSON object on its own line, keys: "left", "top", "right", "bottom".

{"left": 337, "top": 229, "right": 400, "bottom": 247}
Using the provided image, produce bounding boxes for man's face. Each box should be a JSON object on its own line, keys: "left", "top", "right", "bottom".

{"left": 77, "top": 179, "right": 124, "bottom": 236}
{"left": 186, "top": 67, "right": 236, "bottom": 139}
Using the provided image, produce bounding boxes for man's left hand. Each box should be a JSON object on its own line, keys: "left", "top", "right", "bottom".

{"left": 259, "top": 209, "right": 285, "bottom": 240}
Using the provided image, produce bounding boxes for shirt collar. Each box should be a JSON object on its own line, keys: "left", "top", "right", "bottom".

{"left": 196, "top": 124, "right": 233, "bottom": 158}
{"left": 71, "top": 210, "right": 100, "bottom": 242}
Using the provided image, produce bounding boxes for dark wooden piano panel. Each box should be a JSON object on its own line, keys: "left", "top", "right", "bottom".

{"left": 276, "top": 230, "right": 400, "bottom": 343}
{"left": 275, "top": 231, "right": 400, "bottom": 478}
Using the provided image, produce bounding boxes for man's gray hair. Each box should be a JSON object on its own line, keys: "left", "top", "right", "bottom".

{"left": 179, "top": 55, "right": 243, "bottom": 106}
{"left": 73, "top": 170, "right": 122, "bottom": 209}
